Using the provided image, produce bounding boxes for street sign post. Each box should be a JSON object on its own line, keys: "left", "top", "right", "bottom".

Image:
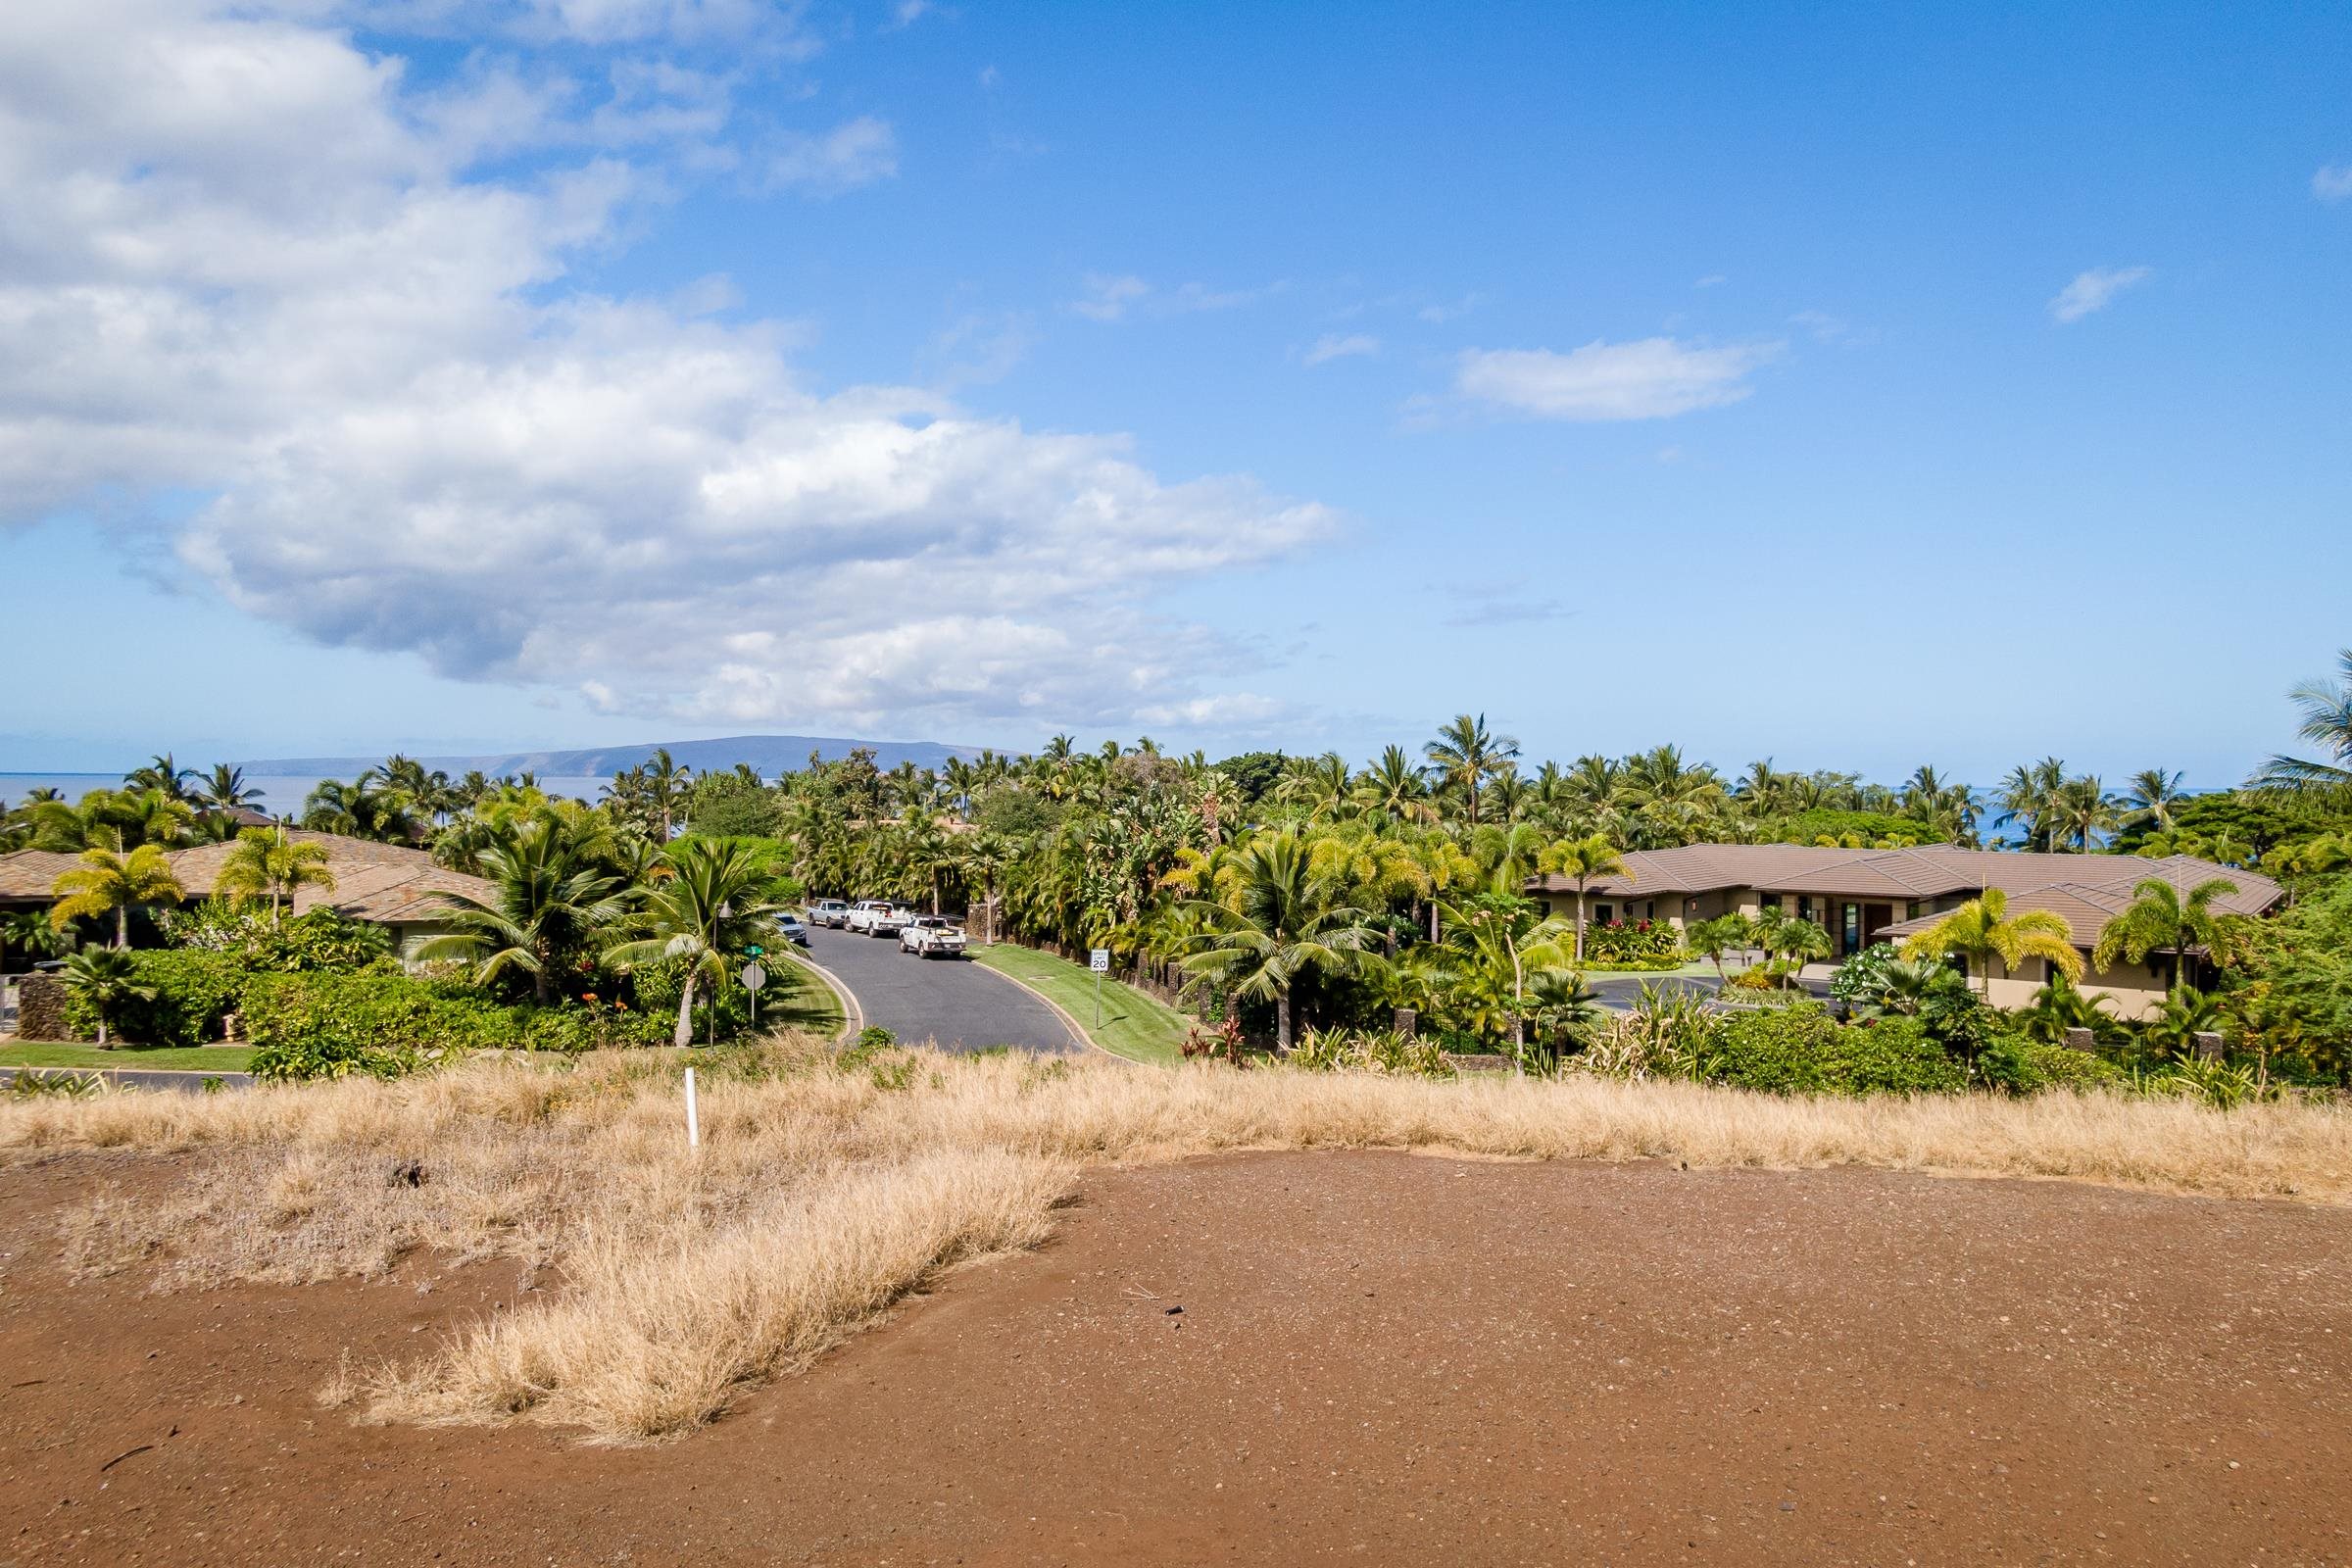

{"left": 1089, "top": 948, "right": 1109, "bottom": 1027}
{"left": 740, "top": 960, "right": 767, "bottom": 1026}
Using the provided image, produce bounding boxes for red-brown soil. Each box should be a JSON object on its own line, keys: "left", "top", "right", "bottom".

{"left": 2, "top": 1149, "right": 2347, "bottom": 1566}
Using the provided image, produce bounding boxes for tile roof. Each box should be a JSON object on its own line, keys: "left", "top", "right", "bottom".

{"left": 1529, "top": 842, "right": 2279, "bottom": 947}
{"left": 0, "top": 833, "right": 486, "bottom": 926}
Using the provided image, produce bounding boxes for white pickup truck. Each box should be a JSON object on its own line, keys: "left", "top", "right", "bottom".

{"left": 843, "top": 900, "right": 911, "bottom": 937}
{"left": 898, "top": 916, "right": 968, "bottom": 959}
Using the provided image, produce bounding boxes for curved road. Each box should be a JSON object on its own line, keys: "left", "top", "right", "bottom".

{"left": 804, "top": 926, "right": 1080, "bottom": 1054}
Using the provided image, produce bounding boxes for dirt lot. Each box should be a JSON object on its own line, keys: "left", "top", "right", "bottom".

{"left": 2, "top": 1148, "right": 2347, "bottom": 1566}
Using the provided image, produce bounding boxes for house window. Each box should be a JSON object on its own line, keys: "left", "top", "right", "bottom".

{"left": 1796, "top": 896, "right": 1814, "bottom": 923}
{"left": 1906, "top": 901, "right": 1921, "bottom": 920}
{"left": 1594, "top": 904, "right": 1613, "bottom": 925}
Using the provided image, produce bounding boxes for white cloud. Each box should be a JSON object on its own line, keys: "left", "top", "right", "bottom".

{"left": 2315, "top": 165, "right": 2352, "bottom": 203}
{"left": 2048, "top": 265, "right": 2152, "bottom": 323}
{"left": 0, "top": 0, "right": 1333, "bottom": 737}
{"left": 1453, "top": 337, "right": 1779, "bottom": 421}
{"left": 1693, "top": 273, "right": 1727, "bottom": 288}
{"left": 1417, "top": 293, "right": 1480, "bottom": 323}
{"left": 1071, "top": 274, "right": 1285, "bottom": 323}
{"left": 1303, "top": 332, "right": 1379, "bottom": 366}
{"left": 1071, "top": 273, "right": 1150, "bottom": 321}
{"left": 887, "top": 0, "right": 932, "bottom": 26}
{"left": 766, "top": 116, "right": 898, "bottom": 194}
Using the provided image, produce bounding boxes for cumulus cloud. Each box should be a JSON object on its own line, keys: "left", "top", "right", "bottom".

{"left": 766, "top": 116, "right": 899, "bottom": 194}
{"left": 2048, "top": 265, "right": 2152, "bottom": 323}
{"left": 2315, "top": 165, "right": 2352, "bottom": 203}
{"left": 0, "top": 0, "right": 1332, "bottom": 737}
{"left": 1302, "top": 332, "right": 1379, "bottom": 366}
{"left": 1453, "top": 337, "right": 1779, "bottom": 421}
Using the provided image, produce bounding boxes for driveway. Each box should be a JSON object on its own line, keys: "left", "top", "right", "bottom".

{"left": 0, "top": 1065, "right": 253, "bottom": 1094}
{"left": 804, "top": 927, "right": 1080, "bottom": 1054}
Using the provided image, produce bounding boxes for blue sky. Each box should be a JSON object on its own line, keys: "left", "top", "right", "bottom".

{"left": 2, "top": 1, "right": 2347, "bottom": 784}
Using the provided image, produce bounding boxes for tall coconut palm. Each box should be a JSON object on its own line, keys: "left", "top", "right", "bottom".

{"left": 1424, "top": 713, "right": 1519, "bottom": 826}
{"left": 2124, "top": 768, "right": 2187, "bottom": 834}
{"left": 416, "top": 821, "right": 631, "bottom": 1004}
{"left": 1900, "top": 887, "right": 2082, "bottom": 998}
{"left": 123, "top": 754, "right": 198, "bottom": 804}
{"left": 50, "top": 844, "right": 185, "bottom": 948}
{"left": 215, "top": 829, "right": 337, "bottom": 927}
{"left": 2048, "top": 774, "right": 2121, "bottom": 853}
{"left": 2251, "top": 650, "right": 2352, "bottom": 798}
{"left": 2092, "top": 876, "right": 2241, "bottom": 1001}
{"left": 642, "top": 748, "right": 694, "bottom": 839}
{"left": 605, "top": 837, "right": 784, "bottom": 1046}
{"left": 1541, "top": 834, "right": 1629, "bottom": 963}
{"left": 194, "top": 763, "right": 267, "bottom": 819}
{"left": 1178, "top": 826, "right": 1378, "bottom": 1054}
{"left": 1353, "top": 745, "right": 1436, "bottom": 826}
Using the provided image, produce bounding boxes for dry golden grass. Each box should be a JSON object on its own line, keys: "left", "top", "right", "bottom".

{"left": 10, "top": 1038, "right": 2350, "bottom": 1442}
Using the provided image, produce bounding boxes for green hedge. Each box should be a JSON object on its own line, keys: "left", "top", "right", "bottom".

{"left": 1693, "top": 1004, "right": 1967, "bottom": 1097}
{"left": 62, "top": 950, "right": 251, "bottom": 1049}
{"left": 242, "top": 972, "right": 670, "bottom": 1082}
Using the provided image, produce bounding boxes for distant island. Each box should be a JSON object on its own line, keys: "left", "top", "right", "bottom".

{"left": 243, "top": 734, "right": 992, "bottom": 778}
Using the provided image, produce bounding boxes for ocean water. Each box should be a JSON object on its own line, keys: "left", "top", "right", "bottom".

{"left": 0, "top": 773, "right": 612, "bottom": 818}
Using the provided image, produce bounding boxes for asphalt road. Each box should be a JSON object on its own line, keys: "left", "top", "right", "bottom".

{"left": 0, "top": 1065, "right": 253, "bottom": 1094}
{"left": 804, "top": 926, "right": 1080, "bottom": 1054}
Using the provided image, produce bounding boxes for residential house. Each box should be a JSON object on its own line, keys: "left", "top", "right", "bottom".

{"left": 1527, "top": 844, "right": 2278, "bottom": 1020}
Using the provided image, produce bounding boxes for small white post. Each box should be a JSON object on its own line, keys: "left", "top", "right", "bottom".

{"left": 683, "top": 1065, "right": 701, "bottom": 1151}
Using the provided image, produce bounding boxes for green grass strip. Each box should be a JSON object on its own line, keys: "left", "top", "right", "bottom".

{"left": 0, "top": 1042, "right": 257, "bottom": 1072}
{"left": 968, "top": 944, "right": 1188, "bottom": 1066}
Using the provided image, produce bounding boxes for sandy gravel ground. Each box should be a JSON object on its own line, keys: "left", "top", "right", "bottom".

{"left": 2, "top": 1148, "right": 2347, "bottom": 1565}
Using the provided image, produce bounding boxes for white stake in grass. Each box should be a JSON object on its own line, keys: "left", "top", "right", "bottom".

{"left": 683, "top": 1065, "right": 701, "bottom": 1151}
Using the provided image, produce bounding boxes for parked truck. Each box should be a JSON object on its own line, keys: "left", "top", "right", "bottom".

{"left": 898, "top": 916, "right": 968, "bottom": 958}
{"left": 843, "top": 900, "right": 911, "bottom": 937}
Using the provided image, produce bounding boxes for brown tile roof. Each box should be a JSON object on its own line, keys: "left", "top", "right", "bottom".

{"left": 1529, "top": 843, "right": 2279, "bottom": 948}
{"left": 0, "top": 833, "right": 486, "bottom": 926}
{"left": 0, "top": 851, "right": 88, "bottom": 902}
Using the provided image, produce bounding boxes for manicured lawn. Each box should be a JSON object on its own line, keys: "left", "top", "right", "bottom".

{"left": 969, "top": 945, "right": 1188, "bottom": 1066}
{"left": 1, "top": 1042, "right": 257, "bottom": 1073}
{"left": 754, "top": 957, "right": 848, "bottom": 1038}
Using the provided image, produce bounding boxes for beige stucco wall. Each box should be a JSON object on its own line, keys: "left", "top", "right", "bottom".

{"left": 1975, "top": 952, "right": 2169, "bottom": 1022}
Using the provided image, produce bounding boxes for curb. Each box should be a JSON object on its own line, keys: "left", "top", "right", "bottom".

{"left": 792, "top": 952, "right": 864, "bottom": 1046}
{"left": 965, "top": 948, "right": 1152, "bottom": 1067}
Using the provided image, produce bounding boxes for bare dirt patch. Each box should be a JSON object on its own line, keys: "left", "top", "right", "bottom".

{"left": 3, "top": 1148, "right": 2347, "bottom": 1566}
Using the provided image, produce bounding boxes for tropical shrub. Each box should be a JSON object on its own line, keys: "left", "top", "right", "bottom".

{"left": 159, "top": 901, "right": 394, "bottom": 972}
{"left": 60, "top": 948, "right": 246, "bottom": 1048}
{"left": 1694, "top": 1004, "right": 1966, "bottom": 1097}
{"left": 1829, "top": 943, "right": 1902, "bottom": 1007}
{"left": 1581, "top": 919, "right": 1682, "bottom": 964}
{"left": 1290, "top": 1025, "right": 1453, "bottom": 1078}
{"left": 2017, "top": 1041, "right": 2129, "bottom": 1093}
{"left": 242, "top": 971, "right": 667, "bottom": 1080}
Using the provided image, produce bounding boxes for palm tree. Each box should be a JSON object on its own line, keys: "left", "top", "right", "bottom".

{"left": 1900, "top": 887, "right": 2082, "bottom": 999}
{"left": 2048, "top": 775, "right": 2121, "bottom": 853}
{"left": 61, "top": 949, "right": 155, "bottom": 1047}
{"left": 50, "top": 844, "right": 185, "bottom": 948}
{"left": 2124, "top": 769, "right": 2187, "bottom": 834}
{"left": 194, "top": 763, "right": 266, "bottom": 818}
{"left": 2251, "top": 649, "right": 2352, "bottom": 797}
{"left": 1424, "top": 713, "right": 1519, "bottom": 826}
{"left": 215, "top": 829, "right": 337, "bottom": 927}
{"left": 418, "top": 821, "right": 632, "bottom": 1005}
{"left": 642, "top": 748, "right": 694, "bottom": 839}
{"left": 123, "top": 754, "right": 198, "bottom": 804}
{"left": 1685, "top": 913, "right": 1750, "bottom": 981}
{"left": 2092, "top": 876, "right": 2240, "bottom": 1001}
{"left": 3, "top": 908, "right": 75, "bottom": 973}
{"left": 1178, "top": 826, "right": 1378, "bottom": 1054}
{"left": 1541, "top": 834, "right": 1629, "bottom": 963}
{"left": 1353, "top": 746, "right": 1434, "bottom": 825}
{"left": 1437, "top": 891, "right": 1574, "bottom": 1058}
{"left": 605, "top": 837, "right": 783, "bottom": 1046}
